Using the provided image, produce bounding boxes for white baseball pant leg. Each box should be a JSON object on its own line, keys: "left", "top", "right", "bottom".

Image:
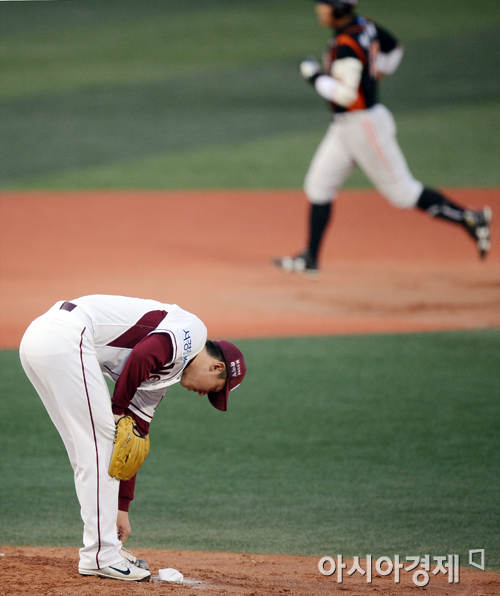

{"left": 343, "top": 104, "right": 423, "bottom": 208}
{"left": 19, "top": 304, "right": 122, "bottom": 570}
{"left": 304, "top": 104, "right": 423, "bottom": 208}
{"left": 304, "top": 119, "right": 357, "bottom": 204}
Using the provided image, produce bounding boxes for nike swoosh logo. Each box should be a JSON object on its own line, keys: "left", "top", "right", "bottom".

{"left": 109, "top": 566, "right": 131, "bottom": 576}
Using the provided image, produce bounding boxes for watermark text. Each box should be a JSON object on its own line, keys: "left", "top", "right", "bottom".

{"left": 318, "top": 550, "right": 485, "bottom": 587}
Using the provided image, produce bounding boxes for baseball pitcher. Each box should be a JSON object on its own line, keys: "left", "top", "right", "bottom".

{"left": 20, "top": 295, "right": 247, "bottom": 581}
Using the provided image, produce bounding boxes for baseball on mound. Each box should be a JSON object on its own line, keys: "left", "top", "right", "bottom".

{"left": 159, "top": 567, "right": 184, "bottom": 582}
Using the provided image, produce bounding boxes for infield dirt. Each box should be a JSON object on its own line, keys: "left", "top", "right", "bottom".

{"left": 1, "top": 545, "right": 500, "bottom": 596}
{"left": 0, "top": 189, "right": 499, "bottom": 594}
{"left": 0, "top": 189, "right": 499, "bottom": 347}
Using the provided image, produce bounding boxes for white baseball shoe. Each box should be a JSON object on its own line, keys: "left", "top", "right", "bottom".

{"left": 272, "top": 251, "right": 320, "bottom": 280}
{"left": 119, "top": 546, "right": 149, "bottom": 570}
{"left": 79, "top": 558, "right": 151, "bottom": 581}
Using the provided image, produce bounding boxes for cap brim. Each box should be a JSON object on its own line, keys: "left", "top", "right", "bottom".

{"left": 206, "top": 339, "right": 246, "bottom": 412}
{"left": 208, "top": 382, "right": 229, "bottom": 412}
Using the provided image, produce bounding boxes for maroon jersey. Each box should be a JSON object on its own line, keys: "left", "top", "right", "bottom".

{"left": 324, "top": 15, "right": 399, "bottom": 113}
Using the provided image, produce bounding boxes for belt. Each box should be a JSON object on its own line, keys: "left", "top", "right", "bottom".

{"left": 58, "top": 300, "right": 94, "bottom": 333}
{"left": 60, "top": 301, "right": 77, "bottom": 312}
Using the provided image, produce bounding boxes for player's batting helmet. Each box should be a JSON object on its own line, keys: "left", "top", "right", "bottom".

{"left": 313, "top": 0, "right": 358, "bottom": 6}
{"left": 314, "top": 0, "right": 358, "bottom": 17}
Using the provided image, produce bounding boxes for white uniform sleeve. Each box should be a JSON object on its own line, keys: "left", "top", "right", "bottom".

{"left": 375, "top": 45, "right": 404, "bottom": 76}
{"left": 314, "top": 57, "right": 363, "bottom": 107}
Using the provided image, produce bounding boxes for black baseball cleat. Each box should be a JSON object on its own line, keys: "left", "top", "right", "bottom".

{"left": 271, "top": 250, "right": 320, "bottom": 280}
{"left": 464, "top": 206, "right": 492, "bottom": 259}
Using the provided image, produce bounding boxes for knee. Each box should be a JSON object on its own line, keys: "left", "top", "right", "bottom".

{"left": 384, "top": 181, "right": 424, "bottom": 209}
{"left": 304, "top": 180, "right": 336, "bottom": 206}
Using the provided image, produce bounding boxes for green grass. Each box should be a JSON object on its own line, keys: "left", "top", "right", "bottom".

{"left": 2, "top": 331, "right": 499, "bottom": 570}
{"left": 1, "top": 0, "right": 499, "bottom": 189}
{"left": 0, "top": 1, "right": 323, "bottom": 100}
{"left": 7, "top": 101, "right": 499, "bottom": 190}
{"left": 2, "top": 0, "right": 496, "bottom": 100}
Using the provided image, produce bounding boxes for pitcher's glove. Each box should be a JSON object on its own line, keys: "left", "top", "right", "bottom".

{"left": 109, "top": 416, "right": 150, "bottom": 481}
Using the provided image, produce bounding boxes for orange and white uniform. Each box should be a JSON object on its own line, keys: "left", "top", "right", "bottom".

{"left": 304, "top": 16, "right": 423, "bottom": 209}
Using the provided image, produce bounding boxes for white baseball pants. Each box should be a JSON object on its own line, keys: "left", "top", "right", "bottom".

{"left": 304, "top": 103, "right": 423, "bottom": 208}
{"left": 19, "top": 303, "right": 122, "bottom": 570}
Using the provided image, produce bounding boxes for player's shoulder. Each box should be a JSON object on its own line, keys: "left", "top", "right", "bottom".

{"left": 155, "top": 306, "right": 207, "bottom": 365}
{"left": 338, "top": 15, "right": 396, "bottom": 50}
{"left": 348, "top": 16, "right": 378, "bottom": 37}
{"left": 336, "top": 16, "right": 373, "bottom": 43}
{"left": 156, "top": 305, "right": 207, "bottom": 344}
{"left": 334, "top": 16, "right": 375, "bottom": 57}
{"left": 359, "top": 16, "right": 400, "bottom": 51}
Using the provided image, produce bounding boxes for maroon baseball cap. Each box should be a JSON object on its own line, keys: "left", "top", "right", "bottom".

{"left": 208, "top": 340, "right": 247, "bottom": 411}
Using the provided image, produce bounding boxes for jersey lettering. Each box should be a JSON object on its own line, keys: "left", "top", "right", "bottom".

{"left": 358, "top": 21, "right": 377, "bottom": 50}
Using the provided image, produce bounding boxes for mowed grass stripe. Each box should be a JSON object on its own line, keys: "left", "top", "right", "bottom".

{"left": 1, "top": 0, "right": 499, "bottom": 187}
{"left": 7, "top": 101, "right": 499, "bottom": 189}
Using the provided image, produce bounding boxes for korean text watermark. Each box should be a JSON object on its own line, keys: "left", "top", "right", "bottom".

{"left": 318, "top": 550, "right": 485, "bottom": 587}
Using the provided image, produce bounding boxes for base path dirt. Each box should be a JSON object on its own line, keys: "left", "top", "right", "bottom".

{"left": 0, "top": 189, "right": 499, "bottom": 347}
{"left": 1, "top": 546, "right": 499, "bottom": 596}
